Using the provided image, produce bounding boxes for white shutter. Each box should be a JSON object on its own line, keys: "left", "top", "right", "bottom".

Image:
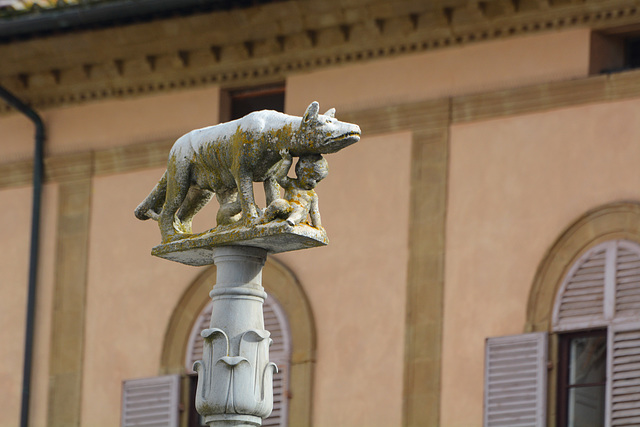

{"left": 554, "top": 245, "right": 608, "bottom": 331}
{"left": 262, "top": 294, "right": 291, "bottom": 427}
{"left": 608, "top": 324, "right": 640, "bottom": 427}
{"left": 615, "top": 242, "right": 640, "bottom": 319}
{"left": 121, "top": 375, "right": 180, "bottom": 427}
{"left": 185, "top": 302, "right": 213, "bottom": 373}
{"left": 484, "top": 332, "right": 547, "bottom": 427}
{"left": 265, "top": 366, "right": 288, "bottom": 427}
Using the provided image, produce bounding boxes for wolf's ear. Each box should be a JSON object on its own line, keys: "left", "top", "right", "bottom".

{"left": 303, "top": 101, "right": 320, "bottom": 123}
{"left": 323, "top": 108, "right": 336, "bottom": 118}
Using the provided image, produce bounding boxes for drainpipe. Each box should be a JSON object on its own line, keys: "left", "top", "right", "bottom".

{"left": 0, "top": 85, "right": 45, "bottom": 427}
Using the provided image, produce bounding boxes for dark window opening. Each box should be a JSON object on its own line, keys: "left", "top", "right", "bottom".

{"left": 557, "top": 330, "right": 607, "bottom": 427}
{"left": 625, "top": 37, "right": 640, "bottom": 69}
{"left": 221, "top": 84, "right": 285, "bottom": 122}
{"left": 187, "top": 374, "right": 206, "bottom": 427}
{"left": 591, "top": 30, "right": 640, "bottom": 74}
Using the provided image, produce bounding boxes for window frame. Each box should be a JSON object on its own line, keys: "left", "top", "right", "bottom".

{"left": 220, "top": 83, "right": 285, "bottom": 122}
{"left": 525, "top": 202, "right": 640, "bottom": 427}
{"left": 551, "top": 239, "right": 640, "bottom": 427}
{"left": 556, "top": 329, "right": 608, "bottom": 427}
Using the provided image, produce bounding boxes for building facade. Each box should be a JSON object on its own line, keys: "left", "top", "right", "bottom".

{"left": 3, "top": 0, "right": 640, "bottom": 426}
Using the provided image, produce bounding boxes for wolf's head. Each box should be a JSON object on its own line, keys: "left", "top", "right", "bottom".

{"left": 291, "top": 101, "right": 361, "bottom": 156}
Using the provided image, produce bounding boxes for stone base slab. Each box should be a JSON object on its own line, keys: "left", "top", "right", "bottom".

{"left": 152, "top": 221, "right": 328, "bottom": 266}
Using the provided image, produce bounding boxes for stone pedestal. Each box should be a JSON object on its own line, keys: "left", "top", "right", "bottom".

{"left": 193, "top": 246, "right": 275, "bottom": 427}
{"left": 154, "top": 224, "right": 327, "bottom": 427}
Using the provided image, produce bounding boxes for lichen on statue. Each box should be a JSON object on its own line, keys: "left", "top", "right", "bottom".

{"left": 134, "top": 101, "right": 361, "bottom": 244}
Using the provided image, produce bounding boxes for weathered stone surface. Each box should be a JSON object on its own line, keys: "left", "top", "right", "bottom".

{"left": 151, "top": 222, "right": 328, "bottom": 266}
{"left": 193, "top": 246, "right": 275, "bottom": 427}
{"left": 135, "top": 101, "right": 359, "bottom": 244}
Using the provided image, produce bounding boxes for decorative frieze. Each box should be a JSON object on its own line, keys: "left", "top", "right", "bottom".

{"left": 3, "top": 0, "right": 640, "bottom": 114}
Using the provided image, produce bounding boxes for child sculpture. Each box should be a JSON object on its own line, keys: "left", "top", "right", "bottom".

{"left": 262, "top": 150, "right": 329, "bottom": 228}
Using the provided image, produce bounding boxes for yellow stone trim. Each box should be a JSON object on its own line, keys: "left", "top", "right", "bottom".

{"left": 93, "top": 140, "right": 173, "bottom": 176}
{"left": 47, "top": 178, "right": 92, "bottom": 427}
{"left": 403, "top": 126, "right": 450, "bottom": 427}
{"left": 453, "top": 69, "right": 640, "bottom": 123}
{"left": 7, "top": 69, "right": 640, "bottom": 190}
{"left": 160, "top": 257, "right": 315, "bottom": 427}
{"left": 0, "top": 159, "right": 31, "bottom": 188}
{"left": 342, "top": 100, "right": 451, "bottom": 427}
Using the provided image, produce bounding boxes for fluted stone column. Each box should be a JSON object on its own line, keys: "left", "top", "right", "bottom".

{"left": 193, "top": 246, "right": 277, "bottom": 427}
{"left": 150, "top": 224, "right": 330, "bottom": 426}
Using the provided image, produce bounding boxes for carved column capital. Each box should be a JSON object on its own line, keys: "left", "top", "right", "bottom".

{"left": 193, "top": 246, "right": 276, "bottom": 427}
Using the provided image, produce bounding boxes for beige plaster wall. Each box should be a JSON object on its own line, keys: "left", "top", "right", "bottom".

{"left": 0, "top": 26, "right": 596, "bottom": 426}
{"left": 0, "top": 86, "right": 220, "bottom": 161}
{"left": 81, "top": 168, "right": 209, "bottom": 426}
{"left": 81, "top": 163, "right": 237, "bottom": 426}
{"left": 275, "top": 131, "right": 411, "bottom": 427}
{"left": 286, "top": 29, "right": 591, "bottom": 114}
{"left": 0, "top": 183, "right": 57, "bottom": 427}
{"left": 442, "top": 96, "right": 640, "bottom": 427}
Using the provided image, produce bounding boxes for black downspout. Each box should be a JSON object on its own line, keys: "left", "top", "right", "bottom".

{"left": 0, "top": 86, "right": 45, "bottom": 427}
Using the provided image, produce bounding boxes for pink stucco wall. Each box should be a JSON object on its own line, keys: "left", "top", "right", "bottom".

{"left": 0, "top": 86, "right": 221, "bottom": 161}
{"left": 81, "top": 168, "right": 203, "bottom": 426}
{"left": 286, "top": 29, "right": 591, "bottom": 114}
{"left": 443, "top": 97, "right": 640, "bottom": 426}
{"left": 275, "top": 131, "right": 411, "bottom": 427}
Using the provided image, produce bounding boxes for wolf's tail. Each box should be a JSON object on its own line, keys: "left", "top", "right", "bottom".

{"left": 134, "top": 171, "right": 167, "bottom": 221}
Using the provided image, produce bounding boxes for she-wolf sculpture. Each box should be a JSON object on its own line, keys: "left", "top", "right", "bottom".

{"left": 134, "top": 101, "right": 361, "bottom": 243}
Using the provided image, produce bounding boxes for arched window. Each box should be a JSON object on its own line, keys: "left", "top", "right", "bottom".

{"left": 553, "top": 240, "right": 640, "bottom": 330}
{"left": 552, "top": 240, "right": 640, "bottom": 427}
{"left": 484, "top": 203, "right": 640, "bottom": 427}
{"left": 184, "top": 294, "right": 292, "bottom": 426}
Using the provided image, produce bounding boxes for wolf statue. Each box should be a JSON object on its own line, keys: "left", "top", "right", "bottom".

{"left": 135, "top": 101, "right": 361, "bottom": 243}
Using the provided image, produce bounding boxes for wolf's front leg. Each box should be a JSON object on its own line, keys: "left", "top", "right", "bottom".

{"left": 215, "top": 190, "right": 241, "bottom": 226}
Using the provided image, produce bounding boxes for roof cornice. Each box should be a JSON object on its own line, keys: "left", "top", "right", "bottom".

{"left": 2, "top": 0, "right": 640, "bottom": 113}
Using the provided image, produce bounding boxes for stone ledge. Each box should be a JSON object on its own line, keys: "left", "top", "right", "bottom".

{"left": 152, "top": 221, "right": 328, "bottom": 266}
{"left": 4, "top": 0, "right": 639, "bottom": 114}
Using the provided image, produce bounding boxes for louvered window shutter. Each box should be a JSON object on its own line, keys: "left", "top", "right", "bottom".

{"left": 615, "top": 242, "right": 640, "bottom": 320}
{"left": 484, "top": 332, "right": 548, "bottom": 427}
{"left": 262, "top": 295, "right": 291, "bottom": 427}
{"left": 608, "top": 324, "right": 640, "bottom": 427}
{"left": 554, "top": 240, "right": 640, "bottom": 331}
{"left": 185, "top": 302, "right": 214, "bottom": 372}
{"left": 121, "top": 375, "right": 180, "bottom": 427}
{"left": 553, "top": 244, "right": 609, "bottom": 331}
{"left": 186, "top": 294, "right": 291, "bottom": 426}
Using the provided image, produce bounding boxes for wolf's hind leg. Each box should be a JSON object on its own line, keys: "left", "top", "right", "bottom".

{"left": 135, "top": 171, "right": 167, "bottom": 220}
{"left": 176, "top": 188, "right": 214, "bottom": 233}
{"left": 159, "top": 160, "right": 191, "bottom": 242}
